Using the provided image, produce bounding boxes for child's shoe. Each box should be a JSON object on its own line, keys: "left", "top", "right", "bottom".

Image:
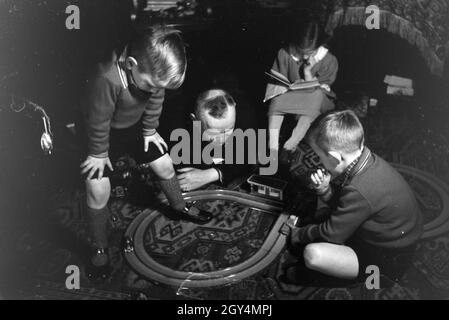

{"left": 171, "top": 205, "right": 213, "bottom": 225}
{"left": 86, "top": 248, "right": 112, "bottom": 282}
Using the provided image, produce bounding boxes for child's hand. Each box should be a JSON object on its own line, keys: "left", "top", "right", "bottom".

{"left": 81, "top": 155, "right": 113, "bottom": 180}
{"left": 177, "top": 168, "right": 219, "bottom": 192}
{"left": 304, "top": 56, "right": 317, "bottom": 80}
{"left": 304, "top": 56, "right": 317, "bottom": 69}
{"left": 143, "top": 132, "right": 168, "bottom": 155}
{"left": 310, "top": 168, "right": 331, "bottom": 194}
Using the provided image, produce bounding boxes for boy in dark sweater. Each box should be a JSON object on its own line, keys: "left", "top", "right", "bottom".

{"left": 80, "top": 25, "right": 212, "bottom": 280}
{"left": 288, "top": 110, "right": 423, "bottom": 282}
{"left": 176, "top": 89, "right": 255, "bottom": 191}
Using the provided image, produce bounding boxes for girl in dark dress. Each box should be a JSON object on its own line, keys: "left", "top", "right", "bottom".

{"left": 267, "top": 19, "right": 339, "bottom": 151}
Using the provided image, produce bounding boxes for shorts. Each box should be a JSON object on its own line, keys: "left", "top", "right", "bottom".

{"left": 83, "top": 122, "right": 166, "bottom": 180}
{"left": 347, "top": 237, "right": 417, "bottom": 281}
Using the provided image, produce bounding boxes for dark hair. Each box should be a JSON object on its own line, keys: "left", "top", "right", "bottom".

{"left": 129, "top": 25, "right": 186, "bottom": 89}
{"left": 307, "top": 110, "right": 365, "bottom": 154}
{"left": 285, "top": 18, "right": 328, "bottom": 55}
{"left": 196, "top": 89, "right": 236, "bottom": 119}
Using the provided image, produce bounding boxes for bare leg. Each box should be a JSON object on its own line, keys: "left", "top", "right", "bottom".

{"left": 268, "top": 114, "right": 285, "bottom": 151}
{"left": 149, "top": 153, "right": 177, "bottom": 180}
{"left": 86, "top": 178, "right": 111, "bottom": 210}
{"left": 303, "top": 243, "right": 359, "bottom": 279}
{"left": 283, "top": 115, "right": 314, "bottom": 151}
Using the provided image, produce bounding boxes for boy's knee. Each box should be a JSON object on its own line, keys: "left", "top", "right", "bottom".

{"left": 156, "top": 164, "right": 175, "bottom": 179}
{"left": 150, "top": 155, "right": 175, "bottom": 180}
{"left": 303, "top": 244, "right": 323, "bottom": 270}
{"left": 86, "top": 181, "right": 110, "bottom": 208}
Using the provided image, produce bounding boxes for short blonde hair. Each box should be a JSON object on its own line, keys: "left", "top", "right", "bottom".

{"left": 130, "top": 25, "right": 187, "bottom": 89}
{"left": 308, "top": 110, "right": 365, "bottom": 154}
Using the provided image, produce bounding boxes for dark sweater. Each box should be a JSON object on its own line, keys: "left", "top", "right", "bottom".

{"left": 174, "top": 93, "right": 259, "bottom": 187}
{"left": 175, "top": 121, "right": 257, "bottom": 187}
{"left": 80, "top": 51, "right": 165, "bottom": 157}
{"left": 185, "top": 139, "right": 256, "bottom": 187}
{"left": 298, "top": 147, "right": 423, "bottom": 249}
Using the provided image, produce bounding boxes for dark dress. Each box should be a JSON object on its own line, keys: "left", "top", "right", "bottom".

{"left": 267, "top": 47, "right": 339, "bottom": 118}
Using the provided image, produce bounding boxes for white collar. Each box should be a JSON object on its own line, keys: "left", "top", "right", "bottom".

{"left": 116, "top": 47, "right": 129, "bottom": 89}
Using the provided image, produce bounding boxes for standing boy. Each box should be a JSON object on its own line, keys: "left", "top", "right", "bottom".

{"left": 80, "top": 25, "right": 212, "bottom": 280}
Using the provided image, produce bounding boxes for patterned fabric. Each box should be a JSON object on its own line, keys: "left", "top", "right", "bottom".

{"left": 280, "top": 142, "right": 323, "bottom": 186}
{"left": 143, "top": 199, "right": 277, "bottom": 272}
{"left": 322, "top": 0, "right": 449, "bottom": 76}
{"left": 6, "top": 165, "right": 449, "bottom": 299}
{"left": 5, "top": 149, "right": 449, "bottom": 299}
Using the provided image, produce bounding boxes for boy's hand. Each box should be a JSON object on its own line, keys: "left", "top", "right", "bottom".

{"left": 81, "top": 156, "right": 113, "bottom": 180}
{"left": 310, "top": 168, "right": 331, "bottom": 194}
{"left": 177, "top": 168, "right": 219, "bottom": 192}
{"left": 143, "top": 132, "right": 168, "bottom": 155}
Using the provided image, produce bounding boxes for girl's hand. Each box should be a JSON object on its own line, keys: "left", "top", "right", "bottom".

{"left": 305, "top": 56, "right": 318, "bottom": 69}
{"left": 304, "top": 56, "right": 318, "bottom": 80}
{"left": 310, "top": 168, "right": 331, "bottom": 194}
{"left": 81, "top": 156, "right": 113, "bottom": 180}
{"left": 143, "top": 132, "right": 168, "bottom": 155}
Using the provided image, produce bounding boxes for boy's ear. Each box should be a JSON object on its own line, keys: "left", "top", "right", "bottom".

{"left": 125, "top": 56, "right": 138, "bottom": 70}
{"left": 328, "top": 150, "right": 343, "bottom": 163}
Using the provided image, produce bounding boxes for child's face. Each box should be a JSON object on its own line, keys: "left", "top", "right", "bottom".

{"left": 290, "top": 46, "right": 318, "bottom": 62}
{"left": 309, "top": 142, "right": 347, "bottom": 177}
{"left": 129, "top": 67, "right": 161, "bottom": 92}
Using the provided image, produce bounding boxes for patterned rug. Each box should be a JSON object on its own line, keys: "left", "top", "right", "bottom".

{"left": 142, "top": 199, "right": 276, "bottom": 272}
{"left": 122, "top": 189, "right": 293, "bottom": 289}
{"left": 4, "top": 146, "right": 449, "bottom": 299}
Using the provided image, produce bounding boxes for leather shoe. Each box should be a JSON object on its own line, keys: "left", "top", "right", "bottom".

{"left": 86, "top": 248, "right": 112, "bottom": 281}
{"left": 175, "top": 205, "right": 213, "bottom": 225}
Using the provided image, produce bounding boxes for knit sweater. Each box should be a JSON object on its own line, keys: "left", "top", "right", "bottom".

{"left": 297, "top": 147, "right": 423, "bottom": 249}
{"left": 81, "top": 51, "right": 165, "bottom": 157}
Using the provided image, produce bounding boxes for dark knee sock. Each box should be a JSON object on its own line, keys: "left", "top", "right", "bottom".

{"left": 86, "top": 205, "right": 110, "bottom": 249}
{"left": 159, "top": 176, "right": 187, "bottom": 212}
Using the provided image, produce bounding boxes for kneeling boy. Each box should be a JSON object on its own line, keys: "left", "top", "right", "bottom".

{"left": 289, "top": 110, "right": 423, "bottom": 282}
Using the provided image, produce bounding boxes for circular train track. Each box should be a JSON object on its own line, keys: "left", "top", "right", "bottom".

{"left": 124, "top": 189, "right": 296, "bottom": 288}
{"left": 393, "top": 164, "right": 449, "bottom": 239}
{"left": 124, "top": 165, "right": 449, "bottom": 288}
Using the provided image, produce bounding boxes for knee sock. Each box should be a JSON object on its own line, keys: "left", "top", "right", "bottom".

{"left": 86, "top": 205, "right": 110, "bottom": 248}
{"left": 86, "top": 205, "right": 110, "bottom": 266}
{"left": 159, "top": 175, "right": 187, "bottom": 212}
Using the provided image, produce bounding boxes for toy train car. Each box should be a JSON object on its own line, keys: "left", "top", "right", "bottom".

{"left": 247, "top": 174, "right": 288, "bottom": 201}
